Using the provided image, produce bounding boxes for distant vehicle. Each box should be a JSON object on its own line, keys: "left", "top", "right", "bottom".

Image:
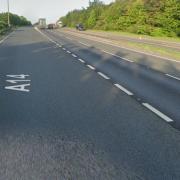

{"left": 48, "top": 24, "right": 58, "bottom": 29}
{"left": 76, "top": 24, "right": 85, "bottom": 31}
{"left": 48, "top": 24, "right": 56, "bottom": 29}
{"left": 38, "top": 18, "right": 46, "bottom": 29}
{"left": 56, "top": 20, "right": 63, "bottom": 28}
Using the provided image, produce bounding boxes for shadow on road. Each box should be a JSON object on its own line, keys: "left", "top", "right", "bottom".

{"left": 0, "top": 37, "right": 180, "bottom": 180}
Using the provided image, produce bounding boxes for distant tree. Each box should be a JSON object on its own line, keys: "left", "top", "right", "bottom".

{"left": 60, "top": 0, "right": 180, "bottom": 37}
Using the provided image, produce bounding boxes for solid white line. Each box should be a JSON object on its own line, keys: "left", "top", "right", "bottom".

{"left": 79, "top": 41, "right": 90, "bottom": 47}
{"left": 114, "top": 84, "right": 133, "bottom": 96}
{"left": 67, "top": 50, "right": 71, "bottom": 54}
{"left": 101, "top": 43, "right": 180, "bottom": 63}
{"left": 98, "top": 72, "right": 110, "bottom": 80}
{"left": 64, "top": 31, "right": 180, "bottom": 63}
{"left": 166, "top": 74, "right": 180, "bottom": 81}
{"left": 34, "top": 27, "right": 55, "bottom": 42}
{"left": 101, "top": 50, "right": 134, "bottom": 63}
{"left": 34, "top": 27, "right": 62, "bottom": 46}
{"left": 0, "top": 33, "right": 12, "bottom": 44}
{"left": 0, "top": 40, "right": 4, "bottom": 44}
{"left": 78, "top": 58, "right": 85, "bottom": 63}
{"left": 87, "top": 65, "right": 95, "bottom": 70}
{"left": 142, "top": 103, "right": 174, "bottom": 122}
{"left": 72, "top": 54, "right": 77, "bottom": 58}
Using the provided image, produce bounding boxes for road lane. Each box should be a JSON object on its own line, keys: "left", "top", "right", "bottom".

{"left": 53, "top": 29, "right": 180, "bottom": 77}
{"left": 1, "top": 27, "right": 180, "bottom": 180}
{"left": 43, "top": 29, "right": 180, "bottom": 129}
{"left": 62, "top": 28, "right": 180, "bottom": 51}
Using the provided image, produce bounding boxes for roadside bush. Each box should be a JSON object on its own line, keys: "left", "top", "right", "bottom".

{"left": 150, "top": 28, "right": 166, "bottom": 37}
{"left": 0, "top": 21, "right": 8, "bottom": 34}
{"left": 176, "top": 28, "right": 180, "bottom": 37}
{"left": 60, "top": 0, "right": 180, "bottom": 38}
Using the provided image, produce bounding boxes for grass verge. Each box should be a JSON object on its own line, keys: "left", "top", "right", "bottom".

{"left": 119, "top": 41, "right": 180, "bottom": 61}
{"left": 90, "top": 29, "right": 180, "bottom": 43}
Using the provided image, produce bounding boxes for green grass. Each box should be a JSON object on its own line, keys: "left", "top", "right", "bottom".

{"left": 63, "top": 27, "right": 180, "bottom": 60}
{"left": 117, "top": 41, "right": 180, "bottom": 61}
{"left": 0, "top": 33, "right": 4, "bottom": 40}
{"left": 87, "top": 29, "right": 180, "bottom": 43}
{"left": 0, "top": 27, "right": 14, "bottom": 39}
{"left": 0, "top": 28, "right": 9, "bottom": 36}
{"left": 66, "top": 27, "right": 180, "bottom": 42}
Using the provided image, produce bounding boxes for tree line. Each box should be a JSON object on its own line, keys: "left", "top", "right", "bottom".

{"left": 60, "top": 0, "right": 180, "bottom": 37}
{"left": 0, "top": 13, "right": 31, "bottom": 35}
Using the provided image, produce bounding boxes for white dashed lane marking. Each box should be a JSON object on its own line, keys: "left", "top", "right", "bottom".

{"left": 87, "top": 65, "right": 95, "bottom": 70}
{"left": 114, "top": 84, "right": 133, "bottom": 96}
{"left": 72, "top": 54, "right": 77, "bottom": 58}
{"left": 78, "top": 59, "right": 85, "bottom": 63}
{"left": 35, "top": 27, "right": 177, "bottom": 127}
{"left": 98, "top": 72, "right": 110, "bottom": 80}
{"left": 142, "top": 103, "right": 174, "bottom": 122}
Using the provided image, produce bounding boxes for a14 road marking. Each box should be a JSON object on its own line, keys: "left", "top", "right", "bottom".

{"left": 5, "top": 74, "right": 31, "bottom": 92}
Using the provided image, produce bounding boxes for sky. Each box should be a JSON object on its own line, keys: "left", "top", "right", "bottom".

{"left": 0, "top": 0, "right": 114, "bottom": 23}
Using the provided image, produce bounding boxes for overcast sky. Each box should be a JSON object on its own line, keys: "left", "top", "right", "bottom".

{"left": 0, "top": 0, "right": 113, "bottom": 23}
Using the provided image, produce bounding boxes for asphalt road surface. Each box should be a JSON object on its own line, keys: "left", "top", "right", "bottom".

{"left": 44, "top": 29, "right": 180, "bottom": 128}
{"left": 0, "top": 27, "right": 180, "bottom": 180}
{"left": 55, "top": 28, "right": 180, "bottom": 75}
{"left": 61, "top": 28, "right": 180, "bottom": 51}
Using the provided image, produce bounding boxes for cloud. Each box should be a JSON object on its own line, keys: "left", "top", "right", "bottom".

{"left": 0, "top": 0, "right": 113, "bottom": 23}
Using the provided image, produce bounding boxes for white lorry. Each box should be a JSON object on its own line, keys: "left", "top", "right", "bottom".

{"left": 38, "top": 18, "right": 46, "bottom": 29}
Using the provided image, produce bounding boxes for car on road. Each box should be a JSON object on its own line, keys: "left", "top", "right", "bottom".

{"left": 76, "top": 24, "right": 85, "bottom": 31}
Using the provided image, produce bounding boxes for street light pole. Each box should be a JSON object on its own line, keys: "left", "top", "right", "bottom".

{"left": 7, "top": 0, "right": 10, "bottom": 27}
